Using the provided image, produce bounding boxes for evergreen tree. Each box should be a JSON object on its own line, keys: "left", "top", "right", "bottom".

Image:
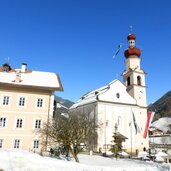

{"left": 110, "top": 124, "right": 126, "bottom": 159}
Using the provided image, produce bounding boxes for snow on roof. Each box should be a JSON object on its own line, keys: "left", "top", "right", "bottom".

{"left": 155, "top": 156, "right": 165, "bottom": 162}
{"left": 0, "top": 70, "right": 63, "bottom": 90}
{"left": 151, "top": 117, "right": 171, "bottom": 133}
{"left": 70, "top": 79, "right": 136, "bottom": 109}
{"left": 118, "top": 151, "right": 129, "bottom": 156}
{"left": 70, "top": 80, "right": 114, "bottom": 109}
{"left": 156, "top": 151, "right": 168, "bottom": 157}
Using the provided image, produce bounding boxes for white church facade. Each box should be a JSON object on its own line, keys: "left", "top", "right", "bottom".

{"left": 70, "top": 33, "right": 149, "bottom": 154}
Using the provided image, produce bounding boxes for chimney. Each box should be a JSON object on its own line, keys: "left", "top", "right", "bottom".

{"left": 21, "top": 63, "right": 27, "bottom": 72}
{"left": 15, "top": 70, "right": 21, "bottom": 83}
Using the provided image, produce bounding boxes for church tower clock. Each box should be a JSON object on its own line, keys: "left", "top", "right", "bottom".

{"left": 122, "top": 33, "right": 147, "bottom": 107}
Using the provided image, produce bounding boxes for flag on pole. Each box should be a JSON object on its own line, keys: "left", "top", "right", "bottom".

{"left": 131, "top": 110, "right": 140, "bottom": 134}
{"left": 113, "top": 44, "right": 122, "bottom": 58}
{"left": 143, "top": 111, "right": 155, "bottom": 139}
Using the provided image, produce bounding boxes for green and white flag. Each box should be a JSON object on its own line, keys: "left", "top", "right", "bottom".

{"left": 132, "top": 110, "right": 140, "bottom": 134}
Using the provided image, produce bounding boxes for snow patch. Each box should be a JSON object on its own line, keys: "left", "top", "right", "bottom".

{"left": 0, "top": 149, "right": 169, "bottom": 171}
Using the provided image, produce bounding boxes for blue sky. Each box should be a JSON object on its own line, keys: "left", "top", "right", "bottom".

{"left": 0, "top": 0, "right": 170, "bottom": 104}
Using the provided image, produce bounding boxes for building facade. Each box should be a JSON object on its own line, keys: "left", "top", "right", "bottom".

{"left": 0, "top": 63, "right": 63, "bottom": 151}
{"left": 70, "top": 33, "right": 149, "bottom": 154}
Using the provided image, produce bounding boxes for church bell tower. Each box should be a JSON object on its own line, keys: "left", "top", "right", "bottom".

{"left": 122, "top": 33, "right": 147, "bottom": 107}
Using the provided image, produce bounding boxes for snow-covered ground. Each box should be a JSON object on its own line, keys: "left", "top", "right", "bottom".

{"left": 0, "top": 149, "right": 169, "bottom": 171}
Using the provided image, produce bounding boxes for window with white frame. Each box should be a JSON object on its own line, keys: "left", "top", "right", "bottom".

{"left": 35, "top": 119, "right": 41, "bottom": 129}
{"left": 0, "top": 139, "right": 3, "bottom": 148}
{"left": 3, "top": 96, "right": 9, "bottom": 105}
{"left": 16, "top": 119, "right": 23, "bottom": 128}
{"left": 0, "top": 118, "right": 6, "bottom": 127}
{"left": 33, "top": 140, "right": 39, "bottom": 149}
{"left": 19, "top": 97, "right": 25, "bottom": 106}
{"left": 37, "top": 98, "right": 43, "bottom": 107}
{"left": 14, "top": 139, "right": 20, "bottom": 148}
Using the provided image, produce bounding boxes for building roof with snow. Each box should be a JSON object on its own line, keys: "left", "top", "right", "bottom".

{"left": 149, "top": 117, "right": 171, "bottom": 147}
{"left": 0, "top": 63, "right": 63, "bottom": 91}
{"left": 70, "top": 79, "right": 137, "bottom": 108}
{"left": 150, "top": 117, "right": 171, "bottom": 133}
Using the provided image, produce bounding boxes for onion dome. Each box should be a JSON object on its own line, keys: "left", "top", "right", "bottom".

{"left": 127, "top": 34, "right": 136, "bottom": 40}
{"left": 124, "top": 33, "right": 141, "bottom": 58}
{"left": 124, "top": 47, "right": 141, "bottom": 58}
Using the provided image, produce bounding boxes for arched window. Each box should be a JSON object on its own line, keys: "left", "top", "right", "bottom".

{"left": 127, "top": 77, "right": 130, "bottom": 86}
{"left": 137, "top": 76, "right": 141, "bottom": 85}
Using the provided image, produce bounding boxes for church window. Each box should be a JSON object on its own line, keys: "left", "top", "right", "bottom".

{"left": 117, "top": 116, "right": 122, "bottom": 129}
{"left": 127, "top": 77, "right": 130, "bottom": 86}
{"left": 116, "top": 93, "right": 120, "bottom": 98}
{"left": 95, "top": 91, "right": 98, "bottom": 95}
{"left": 137, "top": 76, "right": 141, "bottom": 85}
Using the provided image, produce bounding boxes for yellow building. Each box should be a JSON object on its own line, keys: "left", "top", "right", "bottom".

{"left": 0, "top": 63, "right": 63, "bottom": 151}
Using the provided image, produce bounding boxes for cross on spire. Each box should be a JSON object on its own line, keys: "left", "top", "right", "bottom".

{"left": 129, "top": 25, "right": 133, "bottom": 34}
{"left": 4, "top": 56, "right": 10, "bottom": 64}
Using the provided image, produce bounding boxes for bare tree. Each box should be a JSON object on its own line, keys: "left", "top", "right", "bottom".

{"left": 40, "top": 111, "right": 97, "bottom": 162}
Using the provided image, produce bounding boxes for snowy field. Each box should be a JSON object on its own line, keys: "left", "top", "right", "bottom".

{"left": 0, "top": 149, "right": 170, "bottom": 171}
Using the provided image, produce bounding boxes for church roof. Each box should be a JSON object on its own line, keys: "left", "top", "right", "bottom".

{"left": 70, "top": 79, "right": 136, "bottom": 109}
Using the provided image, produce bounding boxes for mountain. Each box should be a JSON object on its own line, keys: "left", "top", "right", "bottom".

{"left": 148, "top": 90, "right": 171, "bottom": 122}
{"left": 55, "top": 95, "right": 74, "bottom": 108}
{"left": 54, "top": 96, "right": 74, "bottom": 117}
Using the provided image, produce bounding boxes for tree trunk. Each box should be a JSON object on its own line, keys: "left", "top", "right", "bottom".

{"left": 72, "top": 152, "right": 79, "bottom": 163}
{"left": 70, "top": 147, "right": 79, "bottom": 163}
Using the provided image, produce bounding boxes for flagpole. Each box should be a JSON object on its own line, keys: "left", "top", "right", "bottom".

{"left": 130, "top": 109, "right": 135, "bottom": 158}
{"left": 131, "top": 117, "right": 132, "bottom": 158}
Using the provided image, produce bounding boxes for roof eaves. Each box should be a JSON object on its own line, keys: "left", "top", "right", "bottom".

{"left": 0, "top": 82, "right": 59, "bottom": 91}
{"left": 56, "top": 73, "right": 64, "bottom": 91}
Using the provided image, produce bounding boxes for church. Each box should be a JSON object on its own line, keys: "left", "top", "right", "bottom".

{"left": 70, "top": 33, "right": 149, "bottom": 155}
